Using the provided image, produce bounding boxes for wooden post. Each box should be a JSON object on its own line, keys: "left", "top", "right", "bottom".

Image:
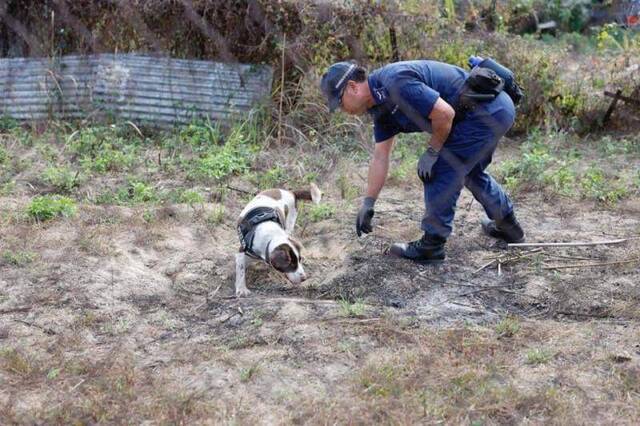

{"left": 389, "top": 26, "right": 399, "bottom": 62}
{"left": 602, "top": 89, "right": 622, "bottom": 125}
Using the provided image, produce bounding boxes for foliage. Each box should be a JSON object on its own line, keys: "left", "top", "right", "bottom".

{"left": 26, "top": 195, "right": 77, "bottom": 221}
{"left": 42, "top": 166, "right": 83, "bottom": 192}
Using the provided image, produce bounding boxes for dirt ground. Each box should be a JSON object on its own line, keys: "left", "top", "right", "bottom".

{"left": 1, "top": 139, "right": 640, "bottom": 424}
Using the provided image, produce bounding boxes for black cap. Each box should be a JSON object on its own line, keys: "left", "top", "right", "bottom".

{"left": 320, "top": 61, "right": 357, "bottom": 112}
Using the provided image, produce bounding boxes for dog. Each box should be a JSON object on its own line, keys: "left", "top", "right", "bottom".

{"left": 235, "top": 183, "right": 321, "bottom": 297}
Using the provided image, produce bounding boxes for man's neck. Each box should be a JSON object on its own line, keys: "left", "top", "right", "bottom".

{"left": 363, "top": 80, "right": 376, "bottom": 109}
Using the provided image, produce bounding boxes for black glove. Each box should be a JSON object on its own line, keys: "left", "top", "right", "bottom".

{"left": 417, "top": 146, "right": 440, "bottom": 183}
{"left": 356, "top": 197, "right": 376, "bottom": 237}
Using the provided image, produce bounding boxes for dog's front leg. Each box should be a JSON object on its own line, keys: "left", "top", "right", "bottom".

{"left": 285, "top": 207, "right": 298, "bottom": 234}
{"left": 235, "top": 253, "right": 251, "bottom": 297}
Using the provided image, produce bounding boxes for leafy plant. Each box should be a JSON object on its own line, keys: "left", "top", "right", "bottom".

{"left": 26, "top": 195, "right": 77, "bottom": 221}
{"left": 1, "top": 250, "right": 36, "bottom": 266}
{"left": 495, "top": 316, "right": 520, "bottom": 338}
{"left": 525, "top": 348, "right": 553, "bottom": 365}
{"left": 305, "top": 204, "right": 335, "bottom": 222}
{"left": 177, "top": 189, "right": 205, "bottom": 206}
{"left": 339, "top": 298, "right": 366, "bottom": 317}
{"left": 42, "top": 166, "right": 82, "bottom": 192}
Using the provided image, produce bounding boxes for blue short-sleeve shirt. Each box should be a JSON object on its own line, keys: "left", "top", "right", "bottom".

{"left": 367, "top": 60, "right": 468, "bottom": 142}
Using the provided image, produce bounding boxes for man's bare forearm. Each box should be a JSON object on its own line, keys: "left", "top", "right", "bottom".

{"left": 366, "top": 155, "right": 389, "bottom": 200}
{"left": 429, "top": 115, "right": 453, "bottom": 151}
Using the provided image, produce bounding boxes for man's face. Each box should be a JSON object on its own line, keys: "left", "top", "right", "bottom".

{"left": 340, "top": 81, "right": 368, "bottom": 115}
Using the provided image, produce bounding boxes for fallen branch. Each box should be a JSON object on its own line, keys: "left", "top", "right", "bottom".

{"left": 15, "top": 319, "right": 56, "bottom": 335}
{"left": 474, "top": 248, "right": 542, "bottom": 274}
{"left": 508, "top": 238, "right": 633, "bottom": 248}
{"left": 541, "top": 257, "right": 640, "bottom": 270}
{"left": 226, "top": 185, "right": 254, "bottom": 195}
{"left": 0, "top": 306, "right": 31, "bottom": 315}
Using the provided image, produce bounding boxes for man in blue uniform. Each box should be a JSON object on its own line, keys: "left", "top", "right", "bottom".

{"left": 320, "top": 60, "right": 524, "bottom": 263}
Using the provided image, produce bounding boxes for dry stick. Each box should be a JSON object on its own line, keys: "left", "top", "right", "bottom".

{"left": 0, "top": 306, "right": 31, "bottom": 315}
{"left": 508, "top": 238, "right": 633, "bottom": 249}
{"left": 277, "top": 32, "right": 286, "bottom": 144}
{"left": 226, "top": 185, "right": 254, "bottom": 195}
{"left": 484, "top": 248, "right": 543, "bottom": 261}
{"left": 474, "top": 248, "right": 542, "bottom": 274}
{"left": 15, "top": 319, "right": 56, "bottom": 335}
{"left": 541, "top": 257, "right": 640, "bottom": 270}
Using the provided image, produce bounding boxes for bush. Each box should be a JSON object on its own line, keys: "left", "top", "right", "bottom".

{"left": 0, "top": 146, "right": 8, "bottom": 165}
{"left": 27, "top": 195, "right": 77, "bottom": 221}
{"left": 42, "top": 166, "right": 83, "bottom": 192}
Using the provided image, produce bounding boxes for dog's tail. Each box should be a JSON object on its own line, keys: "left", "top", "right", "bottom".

{"left": 293, "top": 183, "right": 322, "bottom": 205}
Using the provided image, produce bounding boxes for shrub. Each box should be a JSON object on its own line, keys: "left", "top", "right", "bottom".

{"left": 27, "top": 195, "right": 77, "bottom": 221}
{"left": 42, "top": 166, "right": 83, "bottom": 192}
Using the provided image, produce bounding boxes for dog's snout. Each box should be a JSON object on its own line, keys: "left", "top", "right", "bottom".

{"left": 300, "top": 273, "right": 308, "bottom": 282}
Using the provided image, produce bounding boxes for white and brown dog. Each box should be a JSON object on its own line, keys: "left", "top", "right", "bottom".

{"left": 235, "top": 183, "right": 321, "bottom": 297}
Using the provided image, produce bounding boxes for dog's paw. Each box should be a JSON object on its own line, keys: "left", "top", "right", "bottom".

{"left": 235, "top": 288, "right": 251, "bottom": 297}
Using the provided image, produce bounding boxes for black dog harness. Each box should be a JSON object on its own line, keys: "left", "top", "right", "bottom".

{"left": 237, "top": 207, "right": 284, "bottom": 261}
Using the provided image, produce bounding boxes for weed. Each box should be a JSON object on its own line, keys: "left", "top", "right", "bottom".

{"left": 389, "top": 156, "right": 417, "bottom": 184}
{"left": 206, "top": 205, "right": 225, "bottom": 225}
{"left": 543, "top": 161, "right": 577, "bottom": 196}
{"left": 525, "top": 348, "right": 553, "bottom": 365}
{"left": 495, "top": 316, "right": 520, "bottom": 338}
{"left": 251, "top": 166, "right": 288, "bottom": 190}
{"left": 0, "top": 180, "right": 15, "bottom": 196}
{"left": 189, "top": 144, "right": 251, "bottom": 181}
{"left": 579, "top": 164, "right": 628, "bottom": 204}
{"left": 47, "top": 367, "right": 60, "bottom": 380}
{"left": 177, "top": 189, "right": 204, "bottom": 206}
{"left": 27, "top": 195, "right": 77, "bottom": 221}
{"left": 42, "top": 166, "right": 83, "bottom": 192}
{"left": 0, "top": 116, "right": 20, "bottom": 131}
{"left": 337, "top": 171, "right": 359, "bottom": 200}
{"left": 339, "top": 298, "right": 366, "bottom": 317}
{"left": 1, "top": 250, "right": 36, "bottom": 266}
{"left": 142, "top": 209, "right": 156, "bottom": 223}
{"left": 118, "top": 181, "right": 159, "bottom": 204}
{"left": 0, "top": 145, "right": 8, "bottom": 165}
{"left": 1, "top": 348, "right": 33, "bottom": 376}
{"left": 240, "top": 364, "right": 260, "bottom": 382}
{"left": 304, "top": 203, "right": 335, "bottom": 222}
{"left": 359, "top": 363, "right": 404, "bottom": 397}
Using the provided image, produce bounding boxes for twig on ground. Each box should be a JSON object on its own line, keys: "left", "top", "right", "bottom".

{"left": 0, "top": 306, "right": 31, "bottom": 315}
{"left": 541, "top": 257, "right": 640, "bottom": 270}
{"left": 226, "top": 185, "right": 254, "bottom": 195}
{"left": 14, "top": 319, "right": 56, "bottom": 335}
{"left": 474, "top": 248, "right": 543, "bottom": 274}
{"left": 508, "top": 238, "right": 636, "bottom": 249}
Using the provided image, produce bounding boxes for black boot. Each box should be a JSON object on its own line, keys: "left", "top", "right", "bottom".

{"left": 481, "top": 212, "right": 525, "bottom": 244}
{"left": 389, "top": 234, "right": 445, "bottom": 264}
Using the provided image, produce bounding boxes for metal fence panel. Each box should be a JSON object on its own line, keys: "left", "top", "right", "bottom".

{"left": 0, "top": 53, "right": 273, "bottom": 127}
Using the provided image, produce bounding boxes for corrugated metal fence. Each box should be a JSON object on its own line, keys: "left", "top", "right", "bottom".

{"left": 0, "top": 54, "right": 273, "bottom": 126}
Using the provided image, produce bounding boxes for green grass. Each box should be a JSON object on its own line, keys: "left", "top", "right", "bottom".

{"left": 495, "top": 316, "right": 520, "bottom": 338}
{"left": 206, "top": 205, "right": 225, "bottom": 225}
{"left": 1, "top": 250, "right": 36, "bottom": 267}
{"left": 497, "top": 130, "right": 633, "bottom": 204}
{"left": 0, "top": 145, "right": 8, "bottom": 165}
{"left": 250, "top": 166, "right": 288, "bottom": 190}
{"left": 304, "top": 204, "right": 335, "bottom": 223}
{"left": 525, "top": 348, "right": 553, "bottom": 365}
{"left": 239, "top": 364, "right": 260, "bottom": 382}
{"left": 177, "top": 189, "right": 204, "bottom": 205}
{"left": 26, "top": 195, "right": 77, "bottom": 221}
{"left": 339, "top": 298, "right": 366, "bottom": 317}
{"left": 42, "top": 166, "right": 83, "bottom": 192}
{"left": 579, "top": 164, "right": 629, "bottom": 204}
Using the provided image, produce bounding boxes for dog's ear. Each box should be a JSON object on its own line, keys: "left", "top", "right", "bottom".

{"left": 270, "top": 243, "right": 298, "bottom": 273}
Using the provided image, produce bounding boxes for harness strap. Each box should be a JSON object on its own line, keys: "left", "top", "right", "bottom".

{"left": 237, "top": 207, "right": 284, "bottom": 261}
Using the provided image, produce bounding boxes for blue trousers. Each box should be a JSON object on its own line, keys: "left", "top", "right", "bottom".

{"left": 421, "top": 92, "right": 516, "bottom": 240}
